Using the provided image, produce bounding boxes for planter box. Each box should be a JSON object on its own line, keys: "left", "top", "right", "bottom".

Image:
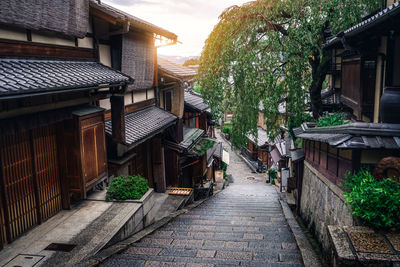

{"left": 328, "top": 226, "right": 400, "bottom": 266}
{"left": 105, "top": 188, "right": 156, "bottom": 247}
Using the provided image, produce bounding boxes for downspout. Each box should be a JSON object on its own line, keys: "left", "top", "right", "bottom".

{"left": 154, "top": 48, "right": 160, "bottom": 107}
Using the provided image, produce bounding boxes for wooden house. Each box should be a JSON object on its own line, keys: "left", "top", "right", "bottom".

{"left": 0, "top": 0, "right": 134, "bottom": 248}
{"left": 158, "top": 58, "right": 219, "bottom": 188}
{"left": 89, "top": 1, "right": 180, "bottom": 193}
{"left": 292, "top": 0, "right": 400, "bottom": 252}
{"left": 243, "top": 101, "right": 288, "bottom": 172}
{"left": 184, "top": 90, "right": 215, "bottom": 138}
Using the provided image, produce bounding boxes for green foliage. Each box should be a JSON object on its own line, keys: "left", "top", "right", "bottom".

{"left": 343, "top": 169, "right": 400, "bottom": 229}
{"left": 221, "top": 124, "right": 233, "bottom": 136}
{"left": 191, "top": 139, "right": 215, "bottom": 156}
{"left": 221, "top": 161, "right": 228, "bottom": 181}
{"left": 197, "top": 0, "right": 380, "bottom": 148}
{"left": 295, "top": 138, "right": 303, "bottom": 149}
{"left": 268, "top": 168, "right": 277, "bottom": 179}
{"left": 317, "top": 112, "right": 348, "bottom": 127}
{"left": 193, "top": 84, "right": 202, "bottom": 94}
{"left": 221, "top": 161, "right": 228, "bottom": 172}
{"left": 106, "top": 175, "right": 149, "bottom": 201}
{"left": 183, "top": 58, "right": 200, "bottom": 66}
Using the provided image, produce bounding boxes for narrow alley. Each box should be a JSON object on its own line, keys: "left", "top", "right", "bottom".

{"left": 102, "top": 132, "right": 303, "bottom": 267}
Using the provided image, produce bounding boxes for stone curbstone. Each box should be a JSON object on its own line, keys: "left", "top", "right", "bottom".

{"left": 82, "top": 191, "right": 222, "bottom": 267}
{"left": 277, "top": 188, "right": 322, "bottom": 267}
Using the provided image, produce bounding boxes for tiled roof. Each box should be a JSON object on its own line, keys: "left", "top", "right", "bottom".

{"left": 105, "top": 106, "right": 178, "bottom": 146}
{"left": 180, "top": 126, "right": 204, "bottom": 149}
{"left": 90, "top": 1, "right": 177, "bottom": 41}
{"left": 248, "top": 127, "right": 272, "bottom": 147}
{"left": 294, "top": 122, "right": 400, "bottom": 149}
{"left": 325, "top": 2, "right": 400, "bottom": 48}
{"left": 158, "top": 58, "right": 197, "bottom": 80}
{"left": 184, "top": 90, "right": 210, "bottom": 112}
{"left": 0, "top": 59, "right": 133, "bottom": 98}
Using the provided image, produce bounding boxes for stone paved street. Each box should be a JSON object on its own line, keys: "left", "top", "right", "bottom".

{"left": 102, "top": 132, "right": 303, "bottom": 266}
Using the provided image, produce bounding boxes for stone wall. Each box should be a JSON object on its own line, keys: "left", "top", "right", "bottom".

{"left": 300, "top": 161, "right": 358, "bottom": 252}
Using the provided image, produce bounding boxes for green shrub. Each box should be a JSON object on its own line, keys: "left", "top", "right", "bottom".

{"left": 106, "top": 175, "right": 149, "bottom": 201}
{"left": 221, "top": 125, "right": 233, "bottom": 136}
{"left": 343, "top": 169, "right": 400, "bottom": 229}
{"left": 268, "top": 168, "right": 277, "bottom": 180}
{"left": 221, "top": 161, "right": 228, "bottom": 172}
{"left": 317, "top": 112, "right": 348, "bottom": 127}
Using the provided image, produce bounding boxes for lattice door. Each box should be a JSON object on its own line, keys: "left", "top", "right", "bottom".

{"left": 0, "top": 132, "right": 38, "bottom": 242}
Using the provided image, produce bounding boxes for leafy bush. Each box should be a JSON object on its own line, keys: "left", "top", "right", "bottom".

{"left": 317, "top": 112, "right": 348, "bottom": 127}
{"left": 221, "top": 161, "right": 228, "bottom": 181}
{"left": 106, "top": 175, "right": 149, "bottom": 201}
{"left": 268, "top": 168, "right": 277, "bottom": 180}
{"left": 343, "top": 169, "right": 400, "bottom": 229}
{"left": 221, "top": 125, "right": 233, "bottom": 136}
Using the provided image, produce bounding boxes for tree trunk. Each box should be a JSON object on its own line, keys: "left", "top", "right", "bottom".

{"left": 309, "top": 48, "right": 331, "bottom": 119}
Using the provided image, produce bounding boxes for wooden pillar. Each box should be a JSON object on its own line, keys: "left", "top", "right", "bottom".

{"left": 110, "top": 95, "right": 125, "bottom": 143}
{"left": 152, "top": 137, "right": 166, "bottom": 193}
{"left": 176, "top": 119, "right": 183, "bottom": 143}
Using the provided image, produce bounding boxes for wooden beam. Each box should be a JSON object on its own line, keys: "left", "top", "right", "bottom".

{"left": 110, "top": 96, "right": 125, "bottom": 143}
{"left": 0, "top": 39, "right": 96, "bottom": 61}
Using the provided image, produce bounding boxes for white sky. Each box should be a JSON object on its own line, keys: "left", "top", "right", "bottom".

{"left": 103, "top": 0, "right": 250, "bottom": 57}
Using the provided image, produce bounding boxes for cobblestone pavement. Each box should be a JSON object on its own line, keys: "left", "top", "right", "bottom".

{"left": 102, "top": 131, "right": 303, "bottom": 267}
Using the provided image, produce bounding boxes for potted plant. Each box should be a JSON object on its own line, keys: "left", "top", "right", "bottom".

{"left": 267, "top": 168, "right": 277, "bottom": 184}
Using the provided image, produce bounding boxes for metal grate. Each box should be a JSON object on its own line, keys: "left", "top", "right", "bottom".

{"left": 44, "top": 243, "right": 76, "bottom": 252}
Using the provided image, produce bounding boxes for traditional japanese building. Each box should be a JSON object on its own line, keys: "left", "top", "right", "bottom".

{"left": 293, "top": 0, "right": 400, "bottom": 252}
{"left": 89, "top": 1, "right": 180, "bottom": 193}
{"left": 0, "top": 0, "right": 136, "bottom": 248}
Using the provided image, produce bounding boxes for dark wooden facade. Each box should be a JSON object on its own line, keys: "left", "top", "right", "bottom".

{"left": 0, "top": 124, "right": 63, "bottom": 247}
{"left": 303, "top": 140, "right": 354, "bottom": 186}
{"left": 341, "top": 55, "right": 376, "bottom": 120}
{"left": 63, "top": 109, "right": 108, "bottom": 200}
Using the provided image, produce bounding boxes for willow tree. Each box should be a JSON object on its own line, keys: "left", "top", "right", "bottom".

{"left": 198, "top": 0, "right": 380, "bottom": 147}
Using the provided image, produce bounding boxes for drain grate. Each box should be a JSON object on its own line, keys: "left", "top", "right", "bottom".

{"left": 4, "top": 254, "right": 44, "bottom": 267}
{"left": 246, "top": 176, "right": 255, "bottom": 180}
{"left": 44, "top": 243, "right": 76, "bottom": 252}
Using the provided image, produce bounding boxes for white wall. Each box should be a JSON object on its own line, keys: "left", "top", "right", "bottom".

{"left": 133, "top": 91, "right": 147, "bottom": 103}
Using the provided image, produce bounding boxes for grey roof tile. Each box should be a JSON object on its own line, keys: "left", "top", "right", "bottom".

{"left": 105, "top": 106, "right": 178, "bottom": 146}
{"left": 294, "top": 122, "right": 400, "bottom": 149}
{"left": 184, "top": 90, "right": 210, "bottom": 112}
{"left": 180, "top": 126, "right": 204, "bottom": 149}
{"left": 158, "top": 58, "right": 197, "bottom": 80}
{"left": 0, "top": 59, "right": 133, "bottom": 97}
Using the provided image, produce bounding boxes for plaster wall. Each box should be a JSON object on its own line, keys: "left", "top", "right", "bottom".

{"left": 99, "top": 44, "right": 112, "bottom": 67}
{"left": 300, "top": 161, "right": 357, "bottom": 252}
{"left": 0, "top": 26, "right": 26, "bottom": 41}
{"left": 31, "top": 33, "right": 75, "bottom": 46}
{"left": 147, "top": 89, "right": 155, "bottom": 99}
{"left": 133, "top": 91, "right": 147, "bottom": 103}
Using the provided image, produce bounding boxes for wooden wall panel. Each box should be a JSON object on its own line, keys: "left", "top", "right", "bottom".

{"left": 0, "top": 132, "right": 38, "bottom": 242}
{"left": 95, "top": 124, "right": 107, "bottom": 176}
{"left": 82, "top": 128, "right": 97, "bottom": 184}
{"left": 32, "top": 125, "right": 62, "bottom": 222}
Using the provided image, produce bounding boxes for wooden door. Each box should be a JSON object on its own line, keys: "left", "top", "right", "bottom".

{"left": 81, "top": 119, "right": 107, "bottom": 189}
{"left": 82, "top": 127, "right": 98, "bottom": 185}
{"left": 32, "top": 125, "right": 62, "bottom": 222}
{"left": 0, "top": 125, "right": 63, "bottom": 246}
{"left": 0, "top": 132, "right": 38, "bottom": 243}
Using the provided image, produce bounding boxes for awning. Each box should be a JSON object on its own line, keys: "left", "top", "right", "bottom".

{"left": 105, "top": 106, "right": 178, "bottom": 146}
{"left": 180, "top": 126, "right": 204, "bottom": 150}
{"left": 0, "top": 59, "right": 133, "bottom": 99}
{"left": 190, "top": 138, "right": 216, "bottom": 156}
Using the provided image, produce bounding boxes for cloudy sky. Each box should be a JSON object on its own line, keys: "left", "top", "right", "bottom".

{"left": 103, "top": 0, "right": 250, "bottom": 57}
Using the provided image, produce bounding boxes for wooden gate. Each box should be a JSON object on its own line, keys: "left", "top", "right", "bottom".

{"left": 0, "top": 124, "right": 62, "bottom": 246}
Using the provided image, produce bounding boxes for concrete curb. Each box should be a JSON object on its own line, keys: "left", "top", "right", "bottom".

{"left": 82, "top": 192, "right": 221, "bottom": 267}
{"left": 277, "top": 191, "right": 322, "bottom": 267}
